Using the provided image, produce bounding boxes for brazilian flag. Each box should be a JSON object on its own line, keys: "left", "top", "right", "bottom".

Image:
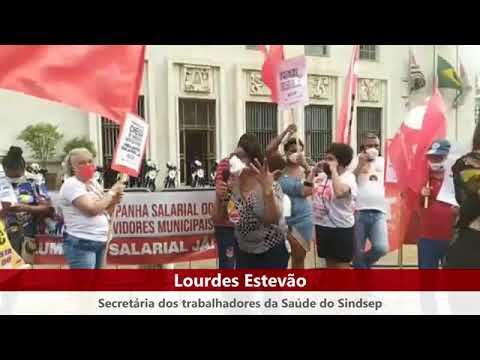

{"left": 437, "top": 55, "right": 463, "bottom": 90}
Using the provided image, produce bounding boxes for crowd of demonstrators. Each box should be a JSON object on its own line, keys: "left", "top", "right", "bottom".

{"left": 445, "top": 125, "right": 480, "bottom": 268}
{"left": 417, "top": 140, "right": 458, "bottom": 269}
{"left": 351, "top": 134, "right": 389, "bottom": 269}
{"left": 59, "top": 148, "right": 124, "bottom": 269}
{"left": 266, "top": 124, "right": 314, "bottom": 269}
{"left": 0, "top": 146, "right": 51, "bottom": 260}
{"left": 212, "top": 134, "right": 289, "bottom": 269}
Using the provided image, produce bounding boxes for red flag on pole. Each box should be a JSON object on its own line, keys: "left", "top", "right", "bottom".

{"left": 388, "top": 87, "right": 447, "bottom": 247}
{"left": 408, "top": 86, "right": 447, "bottom": 194}
{"left": 0, "top": 45, "right": 146, "bottom": 124}
{"left": 336, "top": 45, "right": 360, "bottom": 144}
{"left": 389, "top": 88, "right": 447, "bottom": 194}
{"left": 259, "top": 45, "right": 285, "bottom": 103}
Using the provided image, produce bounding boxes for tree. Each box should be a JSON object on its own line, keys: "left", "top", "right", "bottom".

{"left": 17, "top": 123, "right": 63, "bottom": 166}
{"left": 63, "top": 137, "right": 97, "bottom": 159}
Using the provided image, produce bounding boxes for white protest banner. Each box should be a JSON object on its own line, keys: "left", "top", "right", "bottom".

{"left": 112, "top": 113, "right": 149, "bottom": 177}
{"left": 437, "top": 142, "right": 468, "bottom": 207}
{"left": 34, "top": 190, "right": 217, "bottom": 265}
{"left": 0, "top": 165, "right": 17, "bottom": 206}
{"left": 276, "top": 56, "right": 308, "bottom": 110}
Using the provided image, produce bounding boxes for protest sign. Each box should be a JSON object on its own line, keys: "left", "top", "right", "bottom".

{"left": 0, "top": 220, "right": 29, "bottom": 269}
{"left": 437, "top": 142, "right": 468, "bottom": 207}
{"left": 112, "top": 113, "right": 149, "bottom": 177}
{"left": 34, "top": 190, "right": 217, "bottom": 266}
{"left": 276, "top": 56, "right": 308, "bottom": 110}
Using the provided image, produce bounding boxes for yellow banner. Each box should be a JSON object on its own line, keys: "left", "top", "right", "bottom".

{"left": 0, "top": 220, "right": 30, "bottom": 269}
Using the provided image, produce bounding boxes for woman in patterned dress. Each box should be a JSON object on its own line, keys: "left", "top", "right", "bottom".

{"left": 212, "top": 134, "right": 289, "bottom": 269}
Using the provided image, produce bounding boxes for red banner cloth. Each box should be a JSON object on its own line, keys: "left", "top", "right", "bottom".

{"left": 0, "top": 45, "right": 145, "bottom": 123}
{"left": 258, "top": 45, "right": 285, "bottom": 103}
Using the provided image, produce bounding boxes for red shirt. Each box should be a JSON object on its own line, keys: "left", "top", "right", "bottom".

{"left": 214, "top": 158, "right": 233, "bottom": 227}
{"left": 419, "top": 177, "right": 456, "bottom": 240}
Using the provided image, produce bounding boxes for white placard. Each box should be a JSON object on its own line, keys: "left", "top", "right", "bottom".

{"left": 112, "top": 113, "right": 149, "bottom": 177}
{"left": 436, "top": 142, "right": 468, "bottom": 207}
{"left": 277, "top": 56, "right": 308, "bottom": 110}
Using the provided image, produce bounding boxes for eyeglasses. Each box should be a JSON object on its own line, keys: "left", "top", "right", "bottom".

{"left": 365, "top": 144, "right": 380, "bottom": 149}
{"left": 324, "top": 156, "right": 336, "bottom": 161}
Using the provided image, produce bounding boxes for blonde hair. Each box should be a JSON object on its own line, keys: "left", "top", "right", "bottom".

{"left": 63, "top": 148, "right": 93, "bottom": 177}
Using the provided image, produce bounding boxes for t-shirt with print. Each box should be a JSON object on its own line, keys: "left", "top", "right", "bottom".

{"left": 229, "top": 182, "right": 287, "bottom": 254}
{"left": 59, "top": 176, "right": 110, "bottom": 242}
{"left": 312, "top": 171, "right": 357, "bottom": 228}
{"left": 5, "top": 172, "right": 50, "bottom": 238}
{"left": 350, "top": 156, "right": 387, "bottom": 213}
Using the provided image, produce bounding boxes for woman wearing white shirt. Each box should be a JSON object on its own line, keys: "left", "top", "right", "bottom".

{"left": 312, "top": 143, "right": 357, "bottom": 268}
{"left": 60, "top": 148, "right": 124, "bottom": 269}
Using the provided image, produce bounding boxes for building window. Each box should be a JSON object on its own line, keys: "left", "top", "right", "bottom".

{"left": 305, "top": 45, "right": 329, "bottom": 57}
{"left": 359, "top": 45, "right": 378, "bottom": 61}
{"left": 245, "top": 102, "right": 278, "bottom": 153}
{"left": 246, "top": 45, "right": 259, "bottom": 50}
{"left": 305, "top": 105, "right": 333, "bottom": 162}
{"left": 178, "top": 98, "right": 216, "bottom": 185}
{"left": 101, "top": 95, "right": 145, "bottom": 165}
{"left": 356, "top": 107, "right": 382, "bottom": 153}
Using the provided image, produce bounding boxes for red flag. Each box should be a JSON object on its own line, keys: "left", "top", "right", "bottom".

{"left": 336, "top": 45, "right": 360, "bottom": 144}
{"left": 259, "top": 45, "right": 284, "bottom": 103}
{"left": 408, "top": 87, "right": 447, "bottom": 193}
{"left": 388, "top": 87, "right": 447, "bottom": 247}
{"left": 0, "top": 45, "right": 145, "bottom": 124}
{"left": 388, "top": 88, "right": 447, "bottom": 194}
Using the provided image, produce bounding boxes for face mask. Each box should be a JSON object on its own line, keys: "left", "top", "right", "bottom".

{"left": 366, "top": 148, "right": 379, "bottom": 161}
{"left": 287, "top": 152, "right": 305, "bottom": 164}
{"left": 78, "top": 163, "right": 96, "bottom": 181}
{"left": 229, "top": 155, "right": 247, "bottom": 177}
{"left": 429, "top": 161, "right": 445, "bottom": 172}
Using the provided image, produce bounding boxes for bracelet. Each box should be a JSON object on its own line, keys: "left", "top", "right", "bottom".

{"left": 108, "top": 190, "right": 116, "bottom": 197}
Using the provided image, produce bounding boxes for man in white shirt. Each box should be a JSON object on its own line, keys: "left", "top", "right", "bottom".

{"left": 351, "top": 134, "right": 389, "bottom": 268}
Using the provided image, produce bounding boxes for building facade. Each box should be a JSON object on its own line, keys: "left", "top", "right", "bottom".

{"left": 0, "top": 45, "right": 477, "bottom": 188}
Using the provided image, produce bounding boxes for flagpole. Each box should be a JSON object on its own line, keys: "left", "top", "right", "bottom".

{"left": 433, "top": 45, "right": 437, "bottom": 90}
{"left": 455, "top": 45, "right": 459, "bottom": 140}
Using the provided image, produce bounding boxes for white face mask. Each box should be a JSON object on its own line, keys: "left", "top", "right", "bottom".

{"left": 287, "top": 151, "right": 305, "bottom": 164}
{"left": 366, "top": 148, "right": 379, "bottom": 161}
{"left": 229, "top": 155, "right": 247, "bottom": 177}
{"left": 429, "top": 161, "right": 445, "bottom": 172}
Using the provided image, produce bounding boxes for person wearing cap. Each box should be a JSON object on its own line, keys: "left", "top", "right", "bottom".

{"left": 417, "top": 139, "right": 458, "bottom": 269}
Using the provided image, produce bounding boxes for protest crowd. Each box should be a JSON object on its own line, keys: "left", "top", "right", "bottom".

{"left": 0, "top": 45, "right": 479, "bottom": 270}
